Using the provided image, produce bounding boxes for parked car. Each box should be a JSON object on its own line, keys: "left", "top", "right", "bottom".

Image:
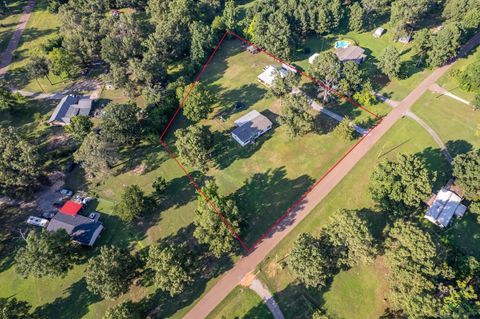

{"left": 59, "top": 189, "right": 73, "bottom": 196}
{"left": 53, "top": 196, "right": 69, "bottom": 208}
{"left": 233, "top": 101, "right": 246, "bottom": 110}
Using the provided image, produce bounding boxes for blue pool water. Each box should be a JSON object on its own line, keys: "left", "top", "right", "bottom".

{"left": 335, "top": 40, "right": 350, "bottom": 49}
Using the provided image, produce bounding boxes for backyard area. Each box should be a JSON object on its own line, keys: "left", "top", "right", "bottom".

{"left": 165, "top": 38, "right": 382, "bottom": 247}
{"left": 255, "top": 117, "right": 451, "bottom": 318}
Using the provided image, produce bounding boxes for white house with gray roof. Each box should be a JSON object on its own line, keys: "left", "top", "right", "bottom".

{"left": 232, "top": 110, "right": 272, "bottom": 147}
{"left": 48, "top": 95, "right": 93, "bottom": 126}
{"left": 425, "top": 188, "right": 467, "bottom": 228}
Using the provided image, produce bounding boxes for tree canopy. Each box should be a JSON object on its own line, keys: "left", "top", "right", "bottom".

{"left": 452, "top": 149, "right": 480, "bottom": 201}
{"left": 181, "top": 83, "right": 215, "bottom": 122}
{"left": 103, "top": 301, "right": 142, "bottom": 319}
{"left": 100, "top": 103, "right": 140, "bottom": 145}
{"left": 65, "top": 115, "right": 93, "bottom": 143}
{"left": 0, "top": 297, "right": 38, "bottom": 319}
{"left": 279, "top": 93, "right": 315, "bottom": 138}
{"left": 174, "top": 125, "right": 213, "bottom": 173}
{"left": 116, "top": 185, "right": 147, "bottom": 222}
{"left": 377, "top": 46, "right": 402, "bottom": 79}
{"left": 74, "top": 132, "right": 118, "bottom": 179}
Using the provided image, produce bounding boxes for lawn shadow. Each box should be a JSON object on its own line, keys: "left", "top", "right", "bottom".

{"left": 114, "top": 144, "right": 168, "bottom": 176}
{"left": 34, "top": 278, "right": 102, "bottom": 319}
{"left": 201, "top": 38, "right": 244, "bottom": 85}
{"left": 415, "top": 146, "right": 452, "bottom": 190}
{"left": 233, "top": 166, "right": 314, "bottom": 246}
{"left": 445, "top": 139, "right": 473, "bottom": 158}
{"left": 210, "top": 83, "right": 268, "bottom": 118}
{"left": 271, "top": 282, "right": 327, "bottom": 319}
{"left": 314, "top": 111, "right": 338, "bottom": 135}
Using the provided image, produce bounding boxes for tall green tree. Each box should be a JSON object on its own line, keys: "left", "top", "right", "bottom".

{"left": 85, "top": 245, "right": 136, "bottom": 299}
{"left": 377, "top": 46, "right": 402, "bottom": 79}
{"left": 25, "top": 56, "right": 50, "bottom": 91}
{"left": 349, "top": 2, "right": 364, "bottom": 32}
{"left": 190, "top": 21, "right": 212, "bottom": 69}
{"left": 427, "top": 24, "right": 461, "bottom": 67}
{"left": 452, "top": 149, "right": 480, "bottom": 201}
{"left": 0, "top": 127, "right": 41, "bottom": 196}
{"left": 369, "top": 153, "right": 435, "bottom": 211}
{"left": 174, "top": 126, "right": 213, "bottom": 173}
{"left": 223, "top": 0, "right": 237, "bottom": 31}
{"left": 47, "top": 48, "right": 79, "bottom": 78}
{"left": 252, "top": 11, "right": 294, "bottom": 60}
{"left": 270, "top": 71, "right": 299, "bottom": 97}
{"left": 279, "top": 93, "right": 315, "bottom": 137}
{"left": 103, "top": 301, "right": 142, "bottom": 319}
{"left": 65, "top": 115, "right": 93, "bottom": 143}
{"left": 310, "top": 51, "right": 342, "bottom": 102}
{"left": 339, "top": 61, "right": 363, "bottom": 97}
{"left": 0, "top": 82, "right": 26, "bottom": 111}
{"left": 100, "top": 103, "right": 140, "bottom": 144}
{"left": 181, "top": 83, "right": 215, "bottom": 122}
{"left": 0, "top": 297, "right": 38, "bottom": 319}
{"left": 147, "top": 243, "right": 194, "bottom": 296}
{"left": 193, "top": 180, "right": 240, "bottom": 257}
{"left": 116, "top": 185, "right": 147, "bottom": 222}
{"left": 332, "top": 117, "right": 354, "bottom": 141}
{"left": 74, "top": 132, "right": 118, "bottom": 179}
{"left": 353, "top": 81, "right": 377, "bottom": 107}
{"left": 15, "top": 229, "right": 76, "bottom": 278}
{"left": 390, "top": 0, "right": 431, "bottom": 27}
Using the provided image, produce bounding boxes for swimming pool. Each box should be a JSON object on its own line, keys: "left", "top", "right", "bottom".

{"left": 335, "top": 40, "right": 351, "bottom": 49}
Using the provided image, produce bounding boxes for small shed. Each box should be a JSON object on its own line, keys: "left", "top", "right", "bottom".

{"left": 373, "top": 27, "right": 385, "bottom": 38}
{"left": 246, "top": 45, "right": 259, "bottom": 54}
{"left": 308, "top": 53, "right": 320, "bottom": 64}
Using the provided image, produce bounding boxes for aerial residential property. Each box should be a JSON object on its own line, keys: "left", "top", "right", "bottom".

{"left": 0, "top": 1, "right": 479, "bottom": 319}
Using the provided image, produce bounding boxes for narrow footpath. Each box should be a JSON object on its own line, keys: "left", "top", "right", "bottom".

{"left": 183, "top": 31, "right": 480, "bottom": 319}
{"left": 0, "top": 0, "right": 36, "bottom": 78}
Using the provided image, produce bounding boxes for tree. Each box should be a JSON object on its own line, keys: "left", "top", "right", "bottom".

{"left": 174, "top": 126, "right": 213, "bottom": 173}
{"left": 152, "top": 176, "right": 168, "bottom": 196}
{"left": 181, "top": 82, "right": 215, "bottom": 122}
{"left": 25, "top": 56, "right": 50, "bottom": 91}
{"left": 74, "top": 132, "right": 118, "bottom": 179}
{"left": 339, "top": 61, "right": 363, "bottom": 97}
{"left": 349, "top": 2, "right": 364, "bottom": 32}
{"left": 270, "top": 71, "right": 299, "bottom": 97}
{"left": 452, "top": 150, "right": 480, "bottom": 200}
{"left": 15, "top": 229, "right": 75, "bottom": 278}
{"left": 100, "top": 103, "right": 140, "bottom": 144}
{"left": 390, "top": 0, "right": 430, "bottom": 27}
{"left": 384, "top": 220, "right": 448, "bottom": 317}
{"left": 441, "top": 277, "right": 480, "bottom": 318}
{"left": 252, "top": 11, "right": 294, "bottom": 60}
{"left": 427, "top": 24, "right": 461, "bottom": 67}
{"left": 223, "top": 0, "right": 237, "bottom": 31}
{"left": 147, "top": 243, "right": 194, "bottom": 296}
{"left": 193, "top": 180, "right": 240, "bottom": 257}
{"left": 288, "top": 233, "right": 337, "bottom": 288}
{"left": 65, "top": 115, "right": 93, "bottom": 143}
{"left": 190, "top": 21, "right": 212, "bottom": 69}
{"left": 353, "top": 81, "right": 377, "bottom": 107}
{"left": 103, "top": 301, "right": 142, "bottom": 319}
{"left": 310, "top": 51, "right": 342, "bottom": 102}
{"left": 85, "top": 245, "right": 136, "bottom": 299}
{"left": 116, "top": 185, "right": 147, "bottom": 222}
{"left": 369, "top": 153, "right": 435, "bottom": 211}
{"left": 0, "top": 82, "right": 26, "bottom": 111}
{"left": 377, "top": 46, "right": 402, "bottom": 79}
{"left": 414, "top": 28, "right": 432, "bottom": 64}
{"left": 332, "top": 118, "right": 354, "bottom": 141}
{"left": 328, "top": 209, "right": 378, "bottom": 267}
{"left": 0, "top": 297, "right": 37, "bottom": 319}
{"left": 469, "top": 201, "right": 480, "bottom": 223}
{"left": 0, "top": 126, "right": 41, "bottom": 196}
{"left": 47, "top": 48, "right": 79, "bottom": 78}
{"left": 443, "top": 0, "right": 480, "bottom": 31}
{"left": 457, "top": 60, "right": 480, "bottom": 92}
{"left": 278, "top": 93, "right": 315, "bottom": 137}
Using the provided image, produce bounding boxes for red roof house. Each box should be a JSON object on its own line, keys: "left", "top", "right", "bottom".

{"left": 59, "top": 200, "right": 82, "bottom": 216}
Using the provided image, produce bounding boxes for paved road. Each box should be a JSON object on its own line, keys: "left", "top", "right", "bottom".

{"left": 183, "top": 32, "right": 480, "bottom": 319}
{"left": 0, "top": 0, "right": 36, "bottom": 78}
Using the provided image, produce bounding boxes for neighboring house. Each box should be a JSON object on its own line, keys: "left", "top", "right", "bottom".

{"left": 257, "top": 64, "right": 295, "bottom": 87}
{"left": 47, "top": 212, "right": 104, "bottom": 246}
{"left": 47, "top": 95, "right": 93, "bottom": 126}
{"left": 335, "top": 46, "right": 366, "bottom": 63}
{"left": 425, "top": 188, "right": 467, "bottom": 228}
{"left": 308, "top": 53, "right": 320, "bottom": 64}
{"left": 373, "top": 27, "right": 385, "bottom": 38}
{"left": 232, "top": 110, "right": 273, "bottom": 147}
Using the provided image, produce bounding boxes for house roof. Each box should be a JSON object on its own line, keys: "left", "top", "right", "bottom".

{"left": 425, "top": 188, "right": 466, "bottom": 227}
{"left": 47, "top": 213, "right": 103, "bottom": 246}
{"left": 335, "top": 46, "right": 366, "bottom": 61}
{"left": 47, "top": 95, "right": 93, "bottom": 125}
{"left": 257, "top": 65, "right": 289, "bottom": 87}
{"left": 232, "top": 110, "right": 272, "bottom": 144}
{"left": 59, "top": 200, "right": 82, "bottom": 216}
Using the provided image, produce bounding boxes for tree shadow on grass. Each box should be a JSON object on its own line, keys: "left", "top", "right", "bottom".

{"left": 114, "top": 144, "right": 168, "bottom": 176}
{"left": 271, "top": 282, "right": 327, "bottom": 319}
{"left": 415, "top": 146, "right": 452, "bottom": 190}
{"left": 445, "top": 140, "right": 473, "bottom": 158}
{"left": 34, "top": 278, "right": 102, "bottom": 319}
{"left": 315, "top": 111, "right": 338, "bottom": 135}
{"left": 233, "top": 167, "right": 314, "bottom": 246}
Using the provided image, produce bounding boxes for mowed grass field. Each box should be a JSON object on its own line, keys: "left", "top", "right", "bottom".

{"left": 255, "top": 117, "right": 450, "bottom": 319}
{"left": 168, "top": 39, "right": 383, "bottom": 246}
{"left": 206, "top": 286, "right": 273, "bottom": 319}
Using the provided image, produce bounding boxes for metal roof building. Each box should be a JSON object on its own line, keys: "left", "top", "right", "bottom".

{"left": 48, "top": 95, "right": 93, "bottom": 126}
{"left": 425, "top": 188, "right": 467, "bottom": 228}
{"left": 47, "top": 213, "right": 104, "bottom": 246}
{"left": 231, "top": 110, "right": 273, "bottom": 147}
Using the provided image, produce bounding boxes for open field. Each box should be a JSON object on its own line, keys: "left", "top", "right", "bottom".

{"left": 206, "top": 286, "right": 273, "bottom": 319}
{"left": 0, "top": 0, "right": 27, "bottom": 52}
{"left": 256, "top": 117, "right": 451, "bottom": 318}
{"left": 166, "top": 38, "right": 381, "bottom": 247}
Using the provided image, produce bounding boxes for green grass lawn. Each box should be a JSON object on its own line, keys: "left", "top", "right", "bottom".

{"left": 0, "top": 0, "right": 27, "bottom": 52}
{"left": 5, "top": 0, "right": 69, "bottom": 93}
{"left": 411, "top": 91, "right": 480, "bottom": 156}
{"left": 168, "top": 39, "right": 385, "bottom": 246}
{"left": 436, "top": 46, "right": 480, "bottom": 102}
{"left": 206, "top": 286, "right": 273, "bottom": 319}
{"left": 256, "top": 117, "right": 450, "bottom": 318}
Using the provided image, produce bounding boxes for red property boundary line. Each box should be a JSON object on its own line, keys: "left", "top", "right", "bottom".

{"left": 159, "top": 30, "right": 382, "bottom": 254}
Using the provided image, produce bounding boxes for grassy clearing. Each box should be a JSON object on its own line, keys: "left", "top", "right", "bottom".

{"left": 0, "top": 0, "right": 27, "bottom": 52}
{"left": 5, "top": 0, "right": 68, "bottom": 93}
{"left": 256, "top": 117, "right": 450, "bottom": 318}
{"left": 167, "top": 39, "right": 382, "bottom": 246}
{"left": 411, "top": 91, "right": 480, "bottom": 155}
{"left": 206, "top": 286, "right": 273, "bottom": 319}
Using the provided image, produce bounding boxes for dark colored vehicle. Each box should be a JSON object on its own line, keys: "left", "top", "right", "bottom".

{"left": 234, "top": 102, "right": 246, "bottom": 110}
